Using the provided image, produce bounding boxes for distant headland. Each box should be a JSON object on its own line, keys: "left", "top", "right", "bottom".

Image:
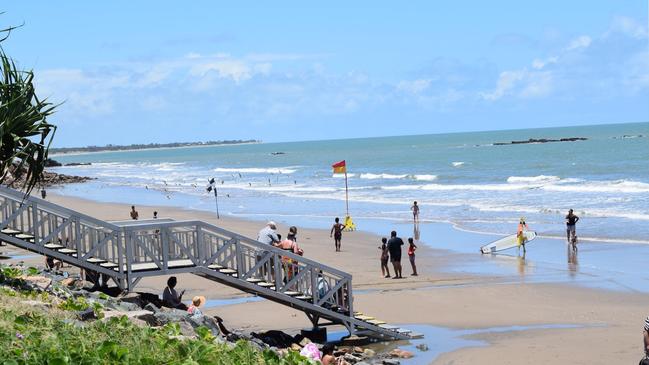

{"left": 50, "top": 139, "right": 261, "bottom": 155}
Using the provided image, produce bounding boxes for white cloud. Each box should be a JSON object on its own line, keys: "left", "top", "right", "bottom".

{"left": 397, "top": 78, "right": 431, "bottom": 94}
{"left": 565, "top": 35, "right": 592, "bottom": 51}
{"left": 532, "top": 56, "right": 558, "bottom": 70}
{"left": 481, "top": 70, "right": 526, "bottom": 100}
{"left": 608, "top": 15, "right": 648, "bottom": 39}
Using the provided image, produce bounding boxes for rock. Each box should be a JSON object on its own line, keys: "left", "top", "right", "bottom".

{"left": 143, "top": 302, "right": 161, "bottom": 313}
{"left": 119, "top": 292, "right": 144, "bottom": 308}
{"left": 353, "top": 346, "right": 364, "bottom": 354}
{"left": 152, "top": 310, "right": 188, "bottom": 325}
{"left": 178, "top": 320, "right": 195, "bottom": 337}
{"left": 415, "top": 343, "right": 428, "bottom": 351}
{"left": 102, "top": 309, "right": 154, "bottom": 321}
{"left": 343, "top": 353, "right": 362, "bottom": 363}
{"left": 77, "top": 308, "right": 97, "bottom": 321}
{"left": 388, "top": 349, "right": 413, "bottom": 359}
{"left": 64, "top": 162, "right": 92, "bottom": 166}
{"left": 44, "top": 159, "right": 62, "bottom": 167}
{"left": 382, "top": 360, "right": 400, "bottom": 365}
{"left": 59, "top": 278, "right": 76, "bottom": 287}
{"left": 21, "top": 275, "right": 52, "bottom": 290}
{"left": 362, "top": 349, "right": 375, "bottom": 358}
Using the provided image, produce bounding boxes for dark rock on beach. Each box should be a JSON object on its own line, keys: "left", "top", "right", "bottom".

{"left": 493, "top": 137, "right": 587, "bottom": 146}
{"left": 44, "top": 158, "right": 63, "bottom": 167}
{"left": 65, "top": 162, "right": 92, "bottom": 166}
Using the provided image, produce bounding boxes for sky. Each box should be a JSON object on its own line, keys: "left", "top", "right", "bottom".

{"left": 1, "top": 1, "right": 648, "bottom": 147}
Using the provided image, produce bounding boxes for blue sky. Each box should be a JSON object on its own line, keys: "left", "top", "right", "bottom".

{"left": 2, "top": 1, "right": 648, "bottom": 147}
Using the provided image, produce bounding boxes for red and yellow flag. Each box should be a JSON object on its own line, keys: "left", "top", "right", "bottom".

{"left": 332, "top": 160, "right": 346, "bottom": 174}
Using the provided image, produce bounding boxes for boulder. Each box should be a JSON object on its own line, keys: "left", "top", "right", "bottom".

{"left": 415, "top": 343, "right": 428, "bottom": 351}
{"left": 362, "top": 349, "right": 375, "bottom": 358}
{"left": 21, "top": 275, "right": 52, "bottom": 291}
{"left": 102, "top": 309, "right": 154, "bottom": 321}
{"left": 343, "top": 353, "right": 362, "bottom": 363}
{"left": 382, "top": 360, "right": 400, "bottom": 365}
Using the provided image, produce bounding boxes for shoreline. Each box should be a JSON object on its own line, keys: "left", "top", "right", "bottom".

{"left": 2, "top": 192, "right": 648, "bottom": 363}
{"left": 49, "top": 141, "right": 262, "bottom": 158}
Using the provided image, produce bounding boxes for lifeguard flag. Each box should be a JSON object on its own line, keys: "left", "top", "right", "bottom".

{"left": 332, "top": 160, "right": 347, "bottom": 174}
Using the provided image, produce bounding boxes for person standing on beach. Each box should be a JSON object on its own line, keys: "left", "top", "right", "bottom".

{"left": 517, "top": 217, "right": 529, "bottom": 254}
{"left": 130, "top": 206, "right": 139, "bottom": 220}
{"left": 379, "top": 237, "right": 391, "bottom": 278}
{"left": 411, "top": 201, "right": 419, "bottom": 223}
{"left": 565, "top": 209, "right": 579, "bottom": 243}
{"left": 387, "top": 230, "right": 404, "bottom": 279}
{"left": 407, "top": 237, "right": 418, "bottom": 276}
{"left": 330, "top": 217, "right": 344, "bottom": 252}
{"left": 257, "top": 221, "right": 280, "bottom": 278}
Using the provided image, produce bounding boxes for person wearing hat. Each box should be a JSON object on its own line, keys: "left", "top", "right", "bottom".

{"left": 517, "top": 217, "right": 530, "bottom": 254}
{"left": 256, "top": 221, "right": 280, "bottom": 279}
{"left": 257, "top": 221, "right": 280, "bottom": 246}
{"left": 187, "top": 296, "right": 205, "bottom": 318}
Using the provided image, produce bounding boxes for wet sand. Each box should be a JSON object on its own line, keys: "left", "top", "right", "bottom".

{"left": 1, "top": 193, "right": 647, "bottom": 364}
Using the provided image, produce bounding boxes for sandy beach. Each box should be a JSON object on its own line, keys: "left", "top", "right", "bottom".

{"left": 1, "top": 193, "right": 646, "bottom": 364}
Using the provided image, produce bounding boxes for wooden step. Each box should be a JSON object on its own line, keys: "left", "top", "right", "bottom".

{"left": 58, "top": 248, "right": 77, "bottom": 255}
{"left": 295, "top": 295, "right": 312, "bottom": 301}
{"left": 86, "top": 257, "right": 107, "bottom": 264}
{"left": 16, "top": 233, "right": 34, "bottom": 240}
{"left": 219, "top": 268, "right": 237, "bottom": 275}
{"left": 378, "top": 324, "right": 399, "bottom": 331}
{"left": 257, "top": 281, "right": 274, "bottom": 288}
{"left": 396, "top": 328, "right": 411, "bottom": 334}
{"left": 100, "top": 262, "right": 119, "bottom": 269}
{"left": 366, "top": 319, "right": 386, "bottom": 325}
{"left": 408, "top": 332, "right": 424, "bottom": 339}
{"left": 208, "top": 264, "right": 224, "bottom": 270}
{"left": 284, "top": 291, "right": 300, "bottom": 296}
{"left": 245, "top": 278, "right": 263, "bottom": 284}
{"left": 44, "top": 243, "right": 65, "bottom": 250}
{"left": 1, "top": 228, "right": 21, "bottom": 235}
{"left": 355, "top": 315, "right": 375, "bottom": 321}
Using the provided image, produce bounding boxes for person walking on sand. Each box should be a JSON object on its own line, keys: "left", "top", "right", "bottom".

{"left": 387, "top": 231, "right": 404, "bottom": 279}
{"left": 130, "top": 206, "right": 139, "bottom": 220}
{"left": 407, "top": 237, "right": 418, "bottom": 276}
{"left": 330, "top": 217, "right": 344, "bottom": 252}
{"left": 565, "top": 209, "right": 579, "bottom": 244}
{"left": 411, "top": 201, "right": 419, "bottom": 223}
{"left": 379, "top": 237, "right": 391, "bottom": 278}
{"left": 517, "top": 217, "right": 529, "bottom": 254}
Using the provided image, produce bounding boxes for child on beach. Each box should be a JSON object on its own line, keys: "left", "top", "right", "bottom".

{"left": 330, "top": 217, "right": 344, "bottom": 252}
{"left": 411, "top": 201, "right": 419, "bottom": 223}
{"left": 379, "top": 237, "right": 391, "bottom": 278}
{"left": 407, "top": 237, "right": 418, "bottom": 276}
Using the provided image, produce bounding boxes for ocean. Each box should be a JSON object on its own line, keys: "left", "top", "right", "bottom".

{"left": 50, "top": 122, "right": 649, "bottom": 244}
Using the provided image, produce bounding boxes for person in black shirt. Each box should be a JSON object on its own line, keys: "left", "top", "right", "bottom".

{"left": 565, "top": 209, "right": 579, "bottom": 244}
{"left": 387, "top": 230, "right": 404, "bottom": 279}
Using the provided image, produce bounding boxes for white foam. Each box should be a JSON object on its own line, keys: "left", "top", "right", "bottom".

{"left": 213, "top": 167, "right": 297, "bottom": 174}
{"left": 452, "top": 162, "right": 465, "bottom": 167}
{"left": 360, "top": 173, "right": 408, "bottom": 180}
{"left": 543, "top": 180, "right": 649, "bottom": 194}
{"left": 413, "top": 174, "right": 438, "bottom": 181}
{"left": 507, "top": 175, "right": 560, "bottom": 184}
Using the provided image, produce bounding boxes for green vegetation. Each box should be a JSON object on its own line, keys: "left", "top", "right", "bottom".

{"left": 0, "top": 22, "right": 57, "bottom": 195}
{"left": 0, "top": 265, "right": 314, "bottom": 364}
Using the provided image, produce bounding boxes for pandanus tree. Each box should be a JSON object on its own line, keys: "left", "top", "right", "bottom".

{"left": 0, "top": 23, "right": 57, "bottom": 195}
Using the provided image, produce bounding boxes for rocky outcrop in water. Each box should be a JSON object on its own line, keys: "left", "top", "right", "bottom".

{"left": 493, "top": 137, "right": 587, "bottom": 146}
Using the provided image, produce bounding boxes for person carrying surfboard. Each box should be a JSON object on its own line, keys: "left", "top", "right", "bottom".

{"left": 517, "top": 217, "right": 529, "bottom": 253}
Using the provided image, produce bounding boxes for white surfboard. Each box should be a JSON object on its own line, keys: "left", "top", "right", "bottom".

{"left": 480, "top": 231, "right": 537, "bottom": 254}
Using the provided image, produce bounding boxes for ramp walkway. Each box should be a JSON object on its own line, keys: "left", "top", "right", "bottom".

{"left": 0, "top": 186, "right": 419, "bottom": 340}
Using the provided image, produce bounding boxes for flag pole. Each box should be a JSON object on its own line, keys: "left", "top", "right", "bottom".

{"left": 214, "top": 188, "right": 220, "bottom": 219}
{"left": 344, "top": 171, "right": 349, "bottom": 217}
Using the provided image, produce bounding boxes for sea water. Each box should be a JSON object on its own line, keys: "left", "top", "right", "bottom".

{"left": 50, "top": 122, "right": 648, "bottom": 243}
